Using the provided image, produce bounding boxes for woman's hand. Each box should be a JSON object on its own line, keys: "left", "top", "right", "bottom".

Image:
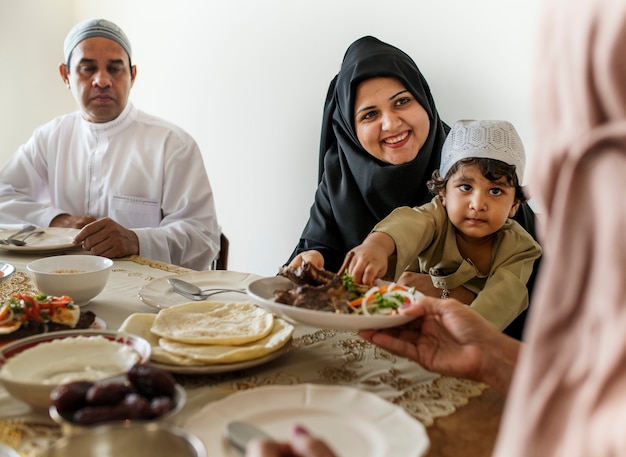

{"left": 288, "top": 251, "right": 325, "bottom": 269}
{"left": 245, "top": 426, "right": 337, "bottom": 457}
{"left": 359, "top": 296, "right": 520, "bottom": 395}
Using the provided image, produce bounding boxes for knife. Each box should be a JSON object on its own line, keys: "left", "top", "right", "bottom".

{"left": 226, "top": 421, "right": 272, "bottom": 453}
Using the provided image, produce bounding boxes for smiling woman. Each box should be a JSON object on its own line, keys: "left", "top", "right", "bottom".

{"left": 353, "top": 77, "right": 432, "bottom": 165}
{"left": 287, "top": 36, "right": 450, "bottom": 274}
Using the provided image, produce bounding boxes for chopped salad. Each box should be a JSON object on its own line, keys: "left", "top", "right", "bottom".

{"left": 0, "top": 294, "right": 78, "bottom": 334}
{"left": 342, "top": 273, "right": 423, "bottom": 316}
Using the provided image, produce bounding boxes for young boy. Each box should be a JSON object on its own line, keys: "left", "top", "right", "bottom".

{"left": 347, "top": 119, "right": 542, "bottom": 330}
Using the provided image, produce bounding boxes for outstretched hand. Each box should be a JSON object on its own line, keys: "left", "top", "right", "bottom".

{"left": 345, "top": 242, "right": 389, "bottom": 285}
{"left": 344, "top": 232, "right": 396, "bottom": 285}
{"left": 359, "top": 296, "right": 520, "bottom": 394}
{"left": 288, "top": 250, "right": 325, "bottom": 270}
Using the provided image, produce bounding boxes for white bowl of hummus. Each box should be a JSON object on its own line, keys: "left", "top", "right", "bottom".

{"left": 27, "top": 255, "right": 113, "bottom": 306}
{"left": 0, "top": 330, "right": 151, "bottom": 411}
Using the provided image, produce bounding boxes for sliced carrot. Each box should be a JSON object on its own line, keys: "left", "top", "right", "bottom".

{"left": 0, "top": 305, "right": 9, "bottom": 321}
{"left": 350, "top": 293, "right": 381, "bottom": 307}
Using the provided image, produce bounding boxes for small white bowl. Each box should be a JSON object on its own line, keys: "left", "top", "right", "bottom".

{"left": 27, "top": 255, "right": 113, "bottom": 305}
{"left": 0, "top": 330, "right": 151, "bottom": 411}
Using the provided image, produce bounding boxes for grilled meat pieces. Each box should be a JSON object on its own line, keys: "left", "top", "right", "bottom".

{"left": 275, "top": 262, "right": 356, "bottom": 313}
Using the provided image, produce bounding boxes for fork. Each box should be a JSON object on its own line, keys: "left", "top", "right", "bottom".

{"left": 0, "top": 225, "right": 36, "bottom": 245}
{"left": 7, "top": 230, "right": 45, "bottom": 246}
{"left": 172, "top": 288, "right": 247, "bottom": 301}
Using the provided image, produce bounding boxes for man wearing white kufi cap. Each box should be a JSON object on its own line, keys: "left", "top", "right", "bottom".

{"left": 0, "top": 18, "right": 220, "bottom": 270}
{"left": 348, "top": 119, "right": 542, "bottom": 331}
{"left": 63, "top": 18, "right": 133, "bottom": 68}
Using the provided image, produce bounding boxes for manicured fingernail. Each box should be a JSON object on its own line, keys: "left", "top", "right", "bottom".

{"left": 293, "top": 425, "right": 308, "bottom": 436}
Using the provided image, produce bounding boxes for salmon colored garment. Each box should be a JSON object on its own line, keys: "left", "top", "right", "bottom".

{"left": 494, "top": 0, "right": 626, "bottom": 456}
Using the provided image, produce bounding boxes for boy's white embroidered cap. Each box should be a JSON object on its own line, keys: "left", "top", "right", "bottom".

{"left": 440, "top": 119, "right": 526, "bottom": 183}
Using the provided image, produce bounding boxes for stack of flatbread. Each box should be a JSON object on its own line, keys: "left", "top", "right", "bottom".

{"left": 119, "top": 301, "right": 293, "bottom": 366}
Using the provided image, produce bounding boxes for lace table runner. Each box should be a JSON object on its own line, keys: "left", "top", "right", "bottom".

{"left": 174, "top": 327, "right": 487, "bottom": 427}
{"left": 0, "top": 253, "right": 487, "bottom": 456}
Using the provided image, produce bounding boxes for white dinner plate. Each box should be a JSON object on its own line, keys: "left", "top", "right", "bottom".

{"left": 246, "top": 276, "right": 417, "bottom": 331}
{"left": 0, "top": 228, "right": 79, "bottom": 253}
{"left": 0, "top": 317, "right": 107, "bottom": 347}
{"left": 0, "top": 261, "right": 15, "bottom": 281}
{"left": 148, "top": 343, "right": 291, "bottom": 375}
{"left": 184, "top": 383, "right": 429, "bottom": 457}
{"left": 138, "top": 270, "right": 262, "bottom": 309}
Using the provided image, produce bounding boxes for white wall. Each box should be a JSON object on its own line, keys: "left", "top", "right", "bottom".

{"left": 0, "top": 0, "right": 541, "bottom": 277}
{"left": 0, "top": 0, "right": 76, "bottom": 151}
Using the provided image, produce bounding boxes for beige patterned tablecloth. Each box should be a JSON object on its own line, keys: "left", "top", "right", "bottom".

{"left": 0, "top": 250, "right": 487, "bottom": 456}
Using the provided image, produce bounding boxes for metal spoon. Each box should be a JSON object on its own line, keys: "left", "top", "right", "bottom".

{"left": 167, "top": 277, "right": 246, "bottom": 300}
{"left": 0, "top": 224, "right": 36, "bottom": 245}
{"left": 8, "top": 230, "right": 45, "bottom": 246}
{"left": 226, "top": 421, "right": 272, "bottom": 453}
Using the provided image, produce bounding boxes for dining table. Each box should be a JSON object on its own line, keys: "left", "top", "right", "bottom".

{"left": 0, "top": 246, "right": 505, "bottom": 457}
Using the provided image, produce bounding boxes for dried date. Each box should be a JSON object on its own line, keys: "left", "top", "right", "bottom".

{"left": 73, "top": 404, "right": 135, "bottom": 425}
{"left": 127, "top": 363, "right": 176, "bottom": 398}
{"left": 50, "top": 363, "right": 178, "bottom": 425}
{"left": 50, "top": 380, "right": 94, "bottom": 419}
{"left": 86, "top": 382, "right": 132, "bottom": 406}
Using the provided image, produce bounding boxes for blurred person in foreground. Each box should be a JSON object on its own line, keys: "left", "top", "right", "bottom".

{"left": 248, "top": 0, "right": 626, "bottom": 454}
{"left": 0, "top": 18, "right": 219, "bottom": 270}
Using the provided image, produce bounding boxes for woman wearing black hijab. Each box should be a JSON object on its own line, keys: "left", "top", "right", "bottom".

{"left": 287, "top": 36, "right": 539, "bottom": 339}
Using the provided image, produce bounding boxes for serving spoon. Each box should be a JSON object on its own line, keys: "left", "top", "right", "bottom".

{"left": 167, "top": 277, "right": 246, "bottom": 300}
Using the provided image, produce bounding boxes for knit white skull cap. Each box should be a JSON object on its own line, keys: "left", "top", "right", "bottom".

{"left": 63, "top": 18, "right": 132, "bottom": 66}
{"left": 440, "top": 120, "right": 526, "bottom": 183}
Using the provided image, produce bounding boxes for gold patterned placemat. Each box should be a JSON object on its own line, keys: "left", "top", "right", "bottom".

{"left": 0, "top": 272, "right": 37, "bottom": 300}
{"left": 174, "top": 328, "right": 488, "bottom": 427}
{"left": 0, "top": 420, "right": 61, "bottom": 457}
{"left": 123, "top": 255, "right": 192, "bottom": 275}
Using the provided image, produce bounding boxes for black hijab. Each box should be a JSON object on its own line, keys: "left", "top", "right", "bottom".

{"left": 288, "top": 36, "right": 450, "bottom": 271}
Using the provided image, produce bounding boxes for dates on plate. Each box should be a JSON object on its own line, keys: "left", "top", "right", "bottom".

{"left": 50, "top": 363, "right": 179, "bottom": 425}
{"left": 128, "top": 363, "right": 176, "bottom": 398}
{"left": 50, "top": 380, "right": 93, "bottom": 416}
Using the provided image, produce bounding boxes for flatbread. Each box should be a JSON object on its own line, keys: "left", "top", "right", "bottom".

{"left": 150, "top": 301, "right": 274, "bottom": 345}
{"left": 119, "top": 312, "right": 294, "bottom": 366}
{"left": 157, "top": 319, "right": 294, "bottom": 364}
